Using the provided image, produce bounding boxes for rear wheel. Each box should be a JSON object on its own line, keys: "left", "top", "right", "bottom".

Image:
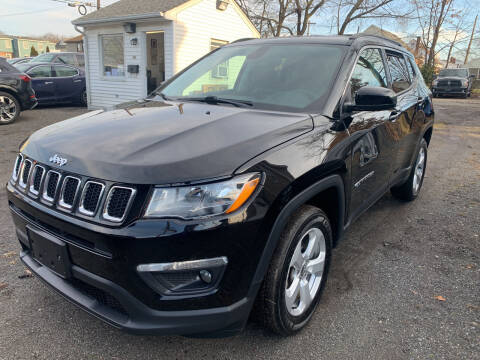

{"left": 80, "top": 89, "right": 87, "bottom": 107}
{"left": 391, "top": 138, "right": 428, "bottom": 201}
{"left": 0, "top": 91, "right": 20, "bottom": 125}
{"left": 255, "top": 205, "right": 332, "bottom": 336}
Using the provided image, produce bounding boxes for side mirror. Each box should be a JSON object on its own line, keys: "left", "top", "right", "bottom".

{"left": 345, "top": 86, "right": 397, "bottom": 112}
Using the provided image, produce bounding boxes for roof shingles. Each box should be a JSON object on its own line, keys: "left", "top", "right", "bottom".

{"left": 72, "top": 0, "right": 189, "bottom": 24}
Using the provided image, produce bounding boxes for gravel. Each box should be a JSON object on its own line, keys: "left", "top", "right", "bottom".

{"left": 0, "top": 99, "right": 478, "bottom": 359}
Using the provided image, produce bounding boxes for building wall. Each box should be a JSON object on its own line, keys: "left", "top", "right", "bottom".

{"left": 14, "top": 39, "right": 57, "bottom": 57}
{"left": 0, "top": 38, "right": 14, "bottom": 58}
{"left": 83, "top": 21, "right": 174, "bottom": 109}
{"left": 173, "top": 0, "right": 259, "bottom": 73}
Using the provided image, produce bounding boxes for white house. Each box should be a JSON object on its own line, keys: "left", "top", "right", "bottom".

{"left": 72, "top": 0, "right": 260, "bottom": 109}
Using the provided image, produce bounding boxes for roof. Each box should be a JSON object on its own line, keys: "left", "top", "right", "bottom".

{"left": 65, "top": 35, "right": 83, "bottom": 43}
{"left": 72, "top": 0, "right": 189, "bottom": 25}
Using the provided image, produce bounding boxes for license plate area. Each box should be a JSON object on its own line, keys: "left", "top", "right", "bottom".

{"left": 27, "top": 226, "right": 71, "bottom": 279}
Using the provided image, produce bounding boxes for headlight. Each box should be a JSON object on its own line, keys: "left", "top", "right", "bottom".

{"left": 144, "top": 173, "right": 262, "bottom": 219}
{"left": 432, "top": 79, "right": 438, "bottom": 86}
{"left": 462, "top": 79, "right": 468, "bottom": 87}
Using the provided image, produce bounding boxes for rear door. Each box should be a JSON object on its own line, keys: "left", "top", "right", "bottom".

{"left": 52, "top": 65, "right": 81, "bottom": 102}
{"left": 384, "top": 50, "right": 422, "bottom": 179}
{"left": 347, "top": 48, "right": 400, "bottom": 219}
{"left": 27, "top": 65, "right": 55, "bottom": 103}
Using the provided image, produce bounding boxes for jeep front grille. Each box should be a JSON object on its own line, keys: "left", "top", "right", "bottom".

{"left": 103, "top": 186, "right": 136, "bottom": 222}
{"left": 11, "top": 154, "right": 136, "bottom": 224}
{"left": 29, "top": 165, "right": 45, "bottom": 195}
{"left": 43, "top": 170, "right": 61, "bottom": 202}
{"left": 59, "top": 176, "right": 80, "bottom": 209}
{"left": 19, "top": 159, "right": 32, "bottom": 189}
{"left": 79, "top": 181, "right": 104, "bottom": 216}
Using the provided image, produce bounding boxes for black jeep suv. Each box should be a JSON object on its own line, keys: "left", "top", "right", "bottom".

{"left": 7, "top": 35, "right": 434, "bottom": 337}
{"left": 432, "top": 68, "right": 474, "bottom": 98}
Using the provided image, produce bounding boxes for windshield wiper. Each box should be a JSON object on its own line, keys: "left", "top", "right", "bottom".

{"left": 182, "top": 96, "right": 253, "bottom": 107}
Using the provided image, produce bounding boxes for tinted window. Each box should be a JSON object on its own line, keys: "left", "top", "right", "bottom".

{"left": 77, "top": 54, "right": 85, "bottom": 67}
{"left": 28, "top": 65, "right": 52, "bottom": 78}
{"left": 54, "top": 65, "right": 77, "bottom": 77}
{"left": 386, "top": 52, "right": 411, "bottom": 93}
{"left": 438, "top": 69, "right": 468, "bottom": 77}
{"left": 406, "top": 57, "right": 417, "bottom": 80}
{"left": 162, "top": 44, "right": 346, "bottom": 113}
{"left": 57, "top": 54, "right": 76, "bottom": 65}
{"left": 350, "top": 48, "right": 388, "bottom": 98}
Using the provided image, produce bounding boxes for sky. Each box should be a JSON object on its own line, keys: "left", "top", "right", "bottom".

{"left": 0, "top": 0, "right": 120, "bottom": 37}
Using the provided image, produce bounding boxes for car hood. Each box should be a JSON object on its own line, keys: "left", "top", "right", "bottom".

{"left": 22, "top": 100, "right": 313, "bottom": 184}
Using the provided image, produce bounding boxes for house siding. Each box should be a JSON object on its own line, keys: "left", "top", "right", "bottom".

{"left": 173, "top": 0, "right": 258, "bottom": 73}
{"left": 84, "top": 21, "right": 174, "bottom": 109}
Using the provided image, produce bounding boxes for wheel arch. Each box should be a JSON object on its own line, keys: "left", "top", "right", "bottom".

{"left": 247, "top": 173, "right": 345, "bottom": 299}
{"left": 423, "top": 126, "right": 433, "bottom": 146}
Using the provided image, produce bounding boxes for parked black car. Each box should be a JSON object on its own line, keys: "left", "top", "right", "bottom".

{"left": 7, "top": 57, "right": 32, "bottom": 65}
{"left": 7, "top": 35, "right": 434, "bottom": 336}
{"left": 14, "top": 63, "right": 86, "bottom": 106}
{"left": 30, "top": 52, "right": 85, "bottom": 68}
{"left": 0, "top": 58, "right": 37, "bottom": 124}
{"left": 432, "top": 68, "right": 474, "bottom": 98}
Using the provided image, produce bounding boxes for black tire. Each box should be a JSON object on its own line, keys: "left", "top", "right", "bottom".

{"left": 0, "top": 91, "right": 21, "bottom": 125}
{"left": 391, "top": 138, "right": 428, "bottom": 201}
{"left": 80, "top": 89, "right": 87, "bottom": 107}
{"left": 255, "top": 205, "right": 332, "bottom": 336}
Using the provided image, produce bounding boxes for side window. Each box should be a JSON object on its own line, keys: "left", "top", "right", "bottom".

{"left": 350, "top": 48, "right": 388, "bottom": 99}
{"left": 57, "top": 54, "right": 76, "bottom": 65}
{"left": 28, "top": 65, "right": 52, "bottom": 78}
{"left": 54, "top": 65, "right": 78, "bottom": 77}
{"left": 386, "top": 52, "right": 411, "bottom": 93}
{"left": 406, "top": 57, "right": 417, "bottom": 81}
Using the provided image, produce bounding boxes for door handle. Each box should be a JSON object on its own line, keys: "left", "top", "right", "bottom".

{"left": 73, "top": 79, "right": 82, "bottom": 83}
{"left": 44, "top": 81, "right": 53, "bottom": 85}
{"left": 389, "top": 110, "right": 401, "bottom": 122}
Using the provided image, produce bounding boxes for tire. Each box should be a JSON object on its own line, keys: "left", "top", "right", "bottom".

{"left": 0, "top": 91, "right": 21, "bottom": 125}
{"left": 80, "top": 89, "right": 87, "bottom": 107}
{"left": 391, "top": 138, "right": 428, "bottom": 201}
{"left": 255, "top": 205, "right": 332, "bottom": 336}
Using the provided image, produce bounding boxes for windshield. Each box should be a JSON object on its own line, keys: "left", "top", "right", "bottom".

{"left": 31, "top": 54, "right": 57, "bottom": 63}
{"left": 161, "top": 44, "right": 346, "bottom": 112}
{"left": 439, "top": 69, "right": 468, "bottom": 77}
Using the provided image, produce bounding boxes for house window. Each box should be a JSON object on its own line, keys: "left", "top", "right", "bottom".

{"left": 210, "top": 39, "right": 228, "bottom": 78}
{"left": 38, "top": 43, "right": 44, "bottom": 51}
{"left": 23, "top": 41, "right": 28, "bottom": 50}
{"left": 101, "top": 34, "right": 125, "bottom": 77}
{"left": 5, "top": 40, "right": 11, "bottom": 49}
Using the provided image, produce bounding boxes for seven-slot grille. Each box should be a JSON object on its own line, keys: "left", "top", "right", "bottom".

{"left": 438, "top": 79, "right": 462, "bottom": 87}
{"left": 10, "top": 155, "right": 135, "bottom": 223}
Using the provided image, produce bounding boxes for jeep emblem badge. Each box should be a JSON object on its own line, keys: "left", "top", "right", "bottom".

{"left": 49, "top": 154, "right": 68, "bottom": 167}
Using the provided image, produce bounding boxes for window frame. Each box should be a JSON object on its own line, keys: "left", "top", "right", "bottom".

{"left": 99, "top": 33, "right": 125, "bottom": 81}
{"left": 349, "top": 47, "right": 389, "bottom": 99}
{"left": 384, "top": 49, "right": 414, "bottom": 95}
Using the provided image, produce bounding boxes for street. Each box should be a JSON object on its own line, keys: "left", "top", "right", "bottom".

{"left": 0, "top": 99, "right": 479, "bottom": 360}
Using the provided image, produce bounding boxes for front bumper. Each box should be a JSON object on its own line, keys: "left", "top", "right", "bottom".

{"left": 432, "top": 87, "right": 468, "bottom": 95}
{"left": 7, "top": 182, "right": 266, "bottom": 335}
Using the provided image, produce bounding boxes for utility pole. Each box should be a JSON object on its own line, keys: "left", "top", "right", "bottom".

{"left": 464, "top": 14, "right": 478, "bottom": 65}
{"left": 307, "top": 22, "right": 316, "bottom": 36}
{"left": 97, "top": 0, "right": 100, "bottom": 10}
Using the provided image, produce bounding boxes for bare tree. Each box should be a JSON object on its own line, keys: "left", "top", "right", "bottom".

{"left": 294, "top": 0, "right": 328, "bottom": 35}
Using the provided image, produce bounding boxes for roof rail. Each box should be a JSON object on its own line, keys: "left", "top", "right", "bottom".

{"left": 349, "top": 33, "right": 404, "bottom": 48}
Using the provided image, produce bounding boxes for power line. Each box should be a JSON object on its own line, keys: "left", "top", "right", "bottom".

{"left": 0, "top": 8, "right": 60, "bottom": 17}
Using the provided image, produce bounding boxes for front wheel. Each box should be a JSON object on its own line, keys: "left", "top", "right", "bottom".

{"left": 0, "top": 91, "right": 21, "bottom": 125}
{"left": 391, "top": 138, "right": 428, "bottom": 201}
{"left": 255, "top": 205, "right": 332, "bottom": 336}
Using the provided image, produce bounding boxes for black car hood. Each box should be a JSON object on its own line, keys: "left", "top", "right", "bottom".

{"left": 23, "top": 100, "right": 313, "bottom": 184}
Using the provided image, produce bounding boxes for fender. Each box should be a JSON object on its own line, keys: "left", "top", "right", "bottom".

{"left": 247, "top": 174, "right": 345, "bottom": 299}
{"left": 0, "top": 85, "right": 19, "bottom": 95}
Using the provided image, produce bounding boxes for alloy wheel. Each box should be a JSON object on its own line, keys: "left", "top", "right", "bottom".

{"left": 0, "top": 96, "right": 17, "bottom": 123}
{"left": 412, "top": 147, "right": 426, "bottom": 194}
{"left": 285, "top": 227, "right": 326, "bottom": 317}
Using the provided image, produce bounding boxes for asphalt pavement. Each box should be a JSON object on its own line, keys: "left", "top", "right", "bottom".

{"left": 0, "top": 99, "right": 478, "bottom": 359}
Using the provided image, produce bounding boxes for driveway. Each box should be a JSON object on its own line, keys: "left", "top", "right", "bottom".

{"left": 0, "top": 100, "right": 479, "bottom": 360}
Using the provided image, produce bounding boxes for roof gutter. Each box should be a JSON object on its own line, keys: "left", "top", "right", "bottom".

{"left": 72, "top": 12, "right": 166, "bottom": 26}
{"left": 74, "top": 25, "right": 92, "bottom": 109}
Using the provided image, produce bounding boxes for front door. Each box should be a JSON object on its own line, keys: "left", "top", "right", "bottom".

{"left": 146, "top": 32, "right": 165, "bottom": 94}
{"left": 346, "top": 48, "right": 400, "bottom": 220}
{"left": 27, "top": 65, "right": 55, "bottom": 103}
{"left": 52, "top": 65, "right": 82, "bottom": 102}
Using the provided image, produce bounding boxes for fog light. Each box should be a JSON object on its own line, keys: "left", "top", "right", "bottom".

{"left": 137, "top": 257, "right": 227, "bottom": 297}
